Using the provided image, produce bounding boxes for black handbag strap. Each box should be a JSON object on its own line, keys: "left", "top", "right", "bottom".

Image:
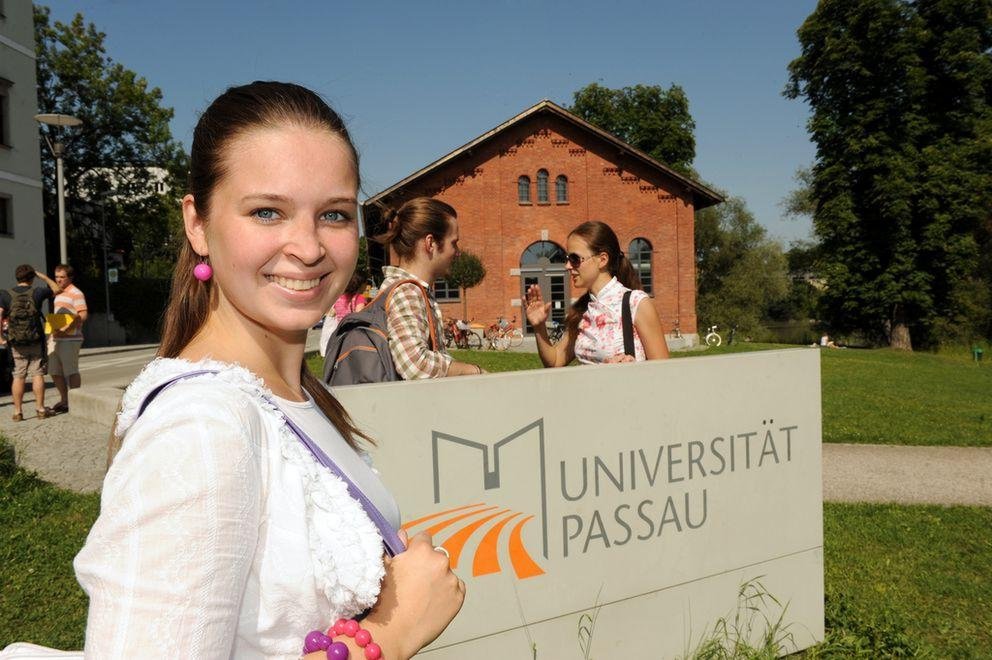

{"left": 137, "top": 370, "right": 405, "bottom": 556}
{"left": 621, "top": 290, "right": 635, "bottom": 357}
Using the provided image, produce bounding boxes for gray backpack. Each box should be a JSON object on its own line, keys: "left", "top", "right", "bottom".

{"left": 322, "top": 279, "right": 440, "bottom": 387}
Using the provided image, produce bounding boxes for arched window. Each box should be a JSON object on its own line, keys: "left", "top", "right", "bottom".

{"left": 521, "top": 240, "right": 567, "bottom": 265}
{"left": 518, "top": 176, "right": 531, "bottom": 203}
{"left": 629, "top": 238, "right": 653, "bottom": 295}
{"left": 536, "top": 169, "right": 549, "bottom": 203}
{"left": 556, "top": 175, "right": 568, "bottom": 203}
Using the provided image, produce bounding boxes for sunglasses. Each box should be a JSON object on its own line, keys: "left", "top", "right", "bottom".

{"left": 565, "top": 252, "right": 594, "bottom": 268}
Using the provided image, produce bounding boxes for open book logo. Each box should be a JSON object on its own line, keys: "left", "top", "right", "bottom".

{"left": 401, "top": 420, "right": 548, "bottom": 580}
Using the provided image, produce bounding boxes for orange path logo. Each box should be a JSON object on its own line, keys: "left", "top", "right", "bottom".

{"left": 402, "top": 503, "right": 545, "bottom": 579}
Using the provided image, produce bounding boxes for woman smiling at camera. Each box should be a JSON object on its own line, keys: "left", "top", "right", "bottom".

{"left": 525, "top": 220, "right": 670, "bottom": 367}
{"left": 69, "top": 82, "right": 464, "bottom": 659}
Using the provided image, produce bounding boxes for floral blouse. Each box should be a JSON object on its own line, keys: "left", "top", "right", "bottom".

{"left": 573, "top": 277, "right": 649, "bottom": 364}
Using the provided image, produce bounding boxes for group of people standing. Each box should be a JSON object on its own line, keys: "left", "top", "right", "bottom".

{"left": 322, "top": 197, "right": 670, "bottom": 386}
{"left": 2, "top": 80, "right": 670, "bottom": 660}
{"left": 0, "top": 263, "right": 87, "bottom": 421}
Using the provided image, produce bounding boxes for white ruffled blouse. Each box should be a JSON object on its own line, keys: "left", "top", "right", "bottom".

{"left": 73, "top": 358, "right": 389, "bottom": 659}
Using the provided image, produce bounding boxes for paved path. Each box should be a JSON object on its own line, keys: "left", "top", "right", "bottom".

{"left": 822, "top": 443, "right": 992, "bottom": 506}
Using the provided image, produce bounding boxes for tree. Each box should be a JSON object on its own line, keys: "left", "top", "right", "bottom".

{"left": 34, "top": 6, "right": 187, "bottom": 281}
{"left": 695, "top": 197, "right": 790, "bottom": 336}
{"left": 781, "top": 166, "right": 817, "bottom": 220}
{"left": 786, "top": 0, "right": 992, "bottom": 349}
{"left": 444, "top": 252, "right": 486, "bottom": 319}
{"left": 569, "top": 83, "right": 696, "bottom": 174}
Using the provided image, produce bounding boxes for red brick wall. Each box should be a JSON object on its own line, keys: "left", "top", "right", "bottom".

{"left": 382, "top": 114, "right": 698, "bottom": 335}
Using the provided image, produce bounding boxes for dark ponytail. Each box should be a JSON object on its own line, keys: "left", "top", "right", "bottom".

{"left": 373, "top": 197, "right": 456, "bottom": 259}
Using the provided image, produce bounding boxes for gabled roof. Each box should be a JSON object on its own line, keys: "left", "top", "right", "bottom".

{"left": 364, "top": 99, "right": 724, "bottom": 210}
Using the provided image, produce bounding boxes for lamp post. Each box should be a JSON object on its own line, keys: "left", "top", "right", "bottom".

{"left": 35, "top": 113, "right": 83, "bottom": 265}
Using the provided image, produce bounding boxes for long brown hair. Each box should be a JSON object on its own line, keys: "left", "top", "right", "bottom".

{"left": 565, "top": 220, "right": 642, "bottom": 329}
{"left": 110, "top": 82, "right": 368, "bottom": 465}
{"left": 373, "top": 197, "right": 456, "bottom": 259}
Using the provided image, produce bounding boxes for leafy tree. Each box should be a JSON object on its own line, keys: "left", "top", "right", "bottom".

{"left": 569, "top": 83, "right": 696, "bottom": 174}
{"left": 34, "top": 6, "right": 187, "bottom": 282}
{"left": 781, "top": 166, "right": 817, "bottom": 220}
{"left": 767, "top": 240, "right": 825, "bottom": 327}
{"left": 444, "top": 251, "right": 486, "bottom": 319}
{"left": 695, "top": 197, "right": 790, "bottom": 336}
{"left": 786, "top": 0, "right": 992, "bottom": 349}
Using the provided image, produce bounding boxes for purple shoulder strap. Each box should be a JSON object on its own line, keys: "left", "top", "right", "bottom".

{"left": 137, "top": 370, "right": 405, "bottom": 556}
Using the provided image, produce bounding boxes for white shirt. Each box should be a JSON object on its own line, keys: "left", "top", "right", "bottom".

{"left": 73, "top": 358, "right": 392, "bottom": 659}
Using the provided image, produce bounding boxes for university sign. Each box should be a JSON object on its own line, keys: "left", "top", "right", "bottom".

{"left": 336, "top": 349, "right": 824, "bottom": 657}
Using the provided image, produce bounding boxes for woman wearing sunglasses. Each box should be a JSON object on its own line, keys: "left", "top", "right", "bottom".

{"left": 525, "top": 220, "right": 670, "bottom": 367}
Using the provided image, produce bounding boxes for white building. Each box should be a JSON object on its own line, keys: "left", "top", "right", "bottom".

{"left": 0, "top": 0, "right": 46, "bottom": 275}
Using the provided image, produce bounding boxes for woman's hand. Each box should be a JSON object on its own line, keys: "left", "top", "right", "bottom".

{"left": 364, "top": 529, "right": 466, "bottom": 659}
{"left": 525, "top": 284, "right": 551, "bottom": 329}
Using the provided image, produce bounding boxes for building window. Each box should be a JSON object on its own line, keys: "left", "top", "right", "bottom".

{"left": 518, "top": 176, "right": 531, "bottom": 204}
{"left": 0, "top": 78, "right": 12, "bottom": 147}
{"left": 0, "top": 195, "right": 11, "bottom": 236}
{"left": 536, "top": 169, "right": 549, "bottom": 203}
{"left": 434, "top": 278, "right": 460, "bottom": 301}
{"left": 556, "top": 175, "right": 568, "bottom": 203}
{"left": 629, "top": 238, "right": 653, "bottom": 295}
{"left": 521, "top": 240, "right": 567, "bottom": 265}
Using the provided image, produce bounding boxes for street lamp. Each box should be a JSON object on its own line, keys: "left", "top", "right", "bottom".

{"left": 35, "top": 113, "right": 83, "bottom": 265}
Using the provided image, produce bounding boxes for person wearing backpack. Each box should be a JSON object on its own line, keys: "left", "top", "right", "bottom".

{"left": 0, "top": 264, "right": 61, "bottom": 421}
{"left": 373, "top": 198, "right": 484, "bottom": 380}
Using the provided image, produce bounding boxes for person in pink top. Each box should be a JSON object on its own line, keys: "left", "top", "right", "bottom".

{"left": 319, "top": 271, "right": 368, "bottom": 356}
{"left": 525, "top": 220, "right": 670, "bottom": 366}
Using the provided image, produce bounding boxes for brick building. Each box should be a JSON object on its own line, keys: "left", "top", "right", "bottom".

{"left": 363, "top": 100, "right": 723, "bottom": 340}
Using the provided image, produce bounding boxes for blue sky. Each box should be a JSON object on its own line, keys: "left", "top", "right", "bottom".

{"left": 47, "top": 0, "right": 819, "bottom": 244}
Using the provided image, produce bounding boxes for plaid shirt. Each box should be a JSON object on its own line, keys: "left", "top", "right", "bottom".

{"left": 381, "top": 266, "right": 452, "bottom": 379}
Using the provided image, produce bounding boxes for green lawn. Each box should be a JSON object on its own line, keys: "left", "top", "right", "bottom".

{"left": 816, "top": 503, "right": 992, "bottom": 658}
{"left": 0, "top": 462, "right": 99, "bottom": 650}
{"left": 313, "top": 342, "right": 992, "bottom": 447}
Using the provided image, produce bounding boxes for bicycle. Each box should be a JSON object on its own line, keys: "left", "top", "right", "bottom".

{"left": 444, "top": 317, "right": 481, "bottom": 349}
{"left": 485, "top": 316, "right": 523, "bottom": 351}
{"left": 704, "top": 325, "right": 722, "bottom": 347}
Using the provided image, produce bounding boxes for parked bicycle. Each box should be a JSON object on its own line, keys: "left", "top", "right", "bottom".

{"left": 704, "top": 325, "right": 722, "bottom": 347}
{"left": 485, "top": 315, "right": 524, "bottom": 351}
{"left": 444, "top": 317, "right": 482, "bottom": 350}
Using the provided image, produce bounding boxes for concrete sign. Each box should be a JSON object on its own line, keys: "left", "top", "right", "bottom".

{"left": 336, "top": 348, "right": 824, "bottom": 658}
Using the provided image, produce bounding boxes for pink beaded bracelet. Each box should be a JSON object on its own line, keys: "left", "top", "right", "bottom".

{"left": 302, "top": 618, "right": 382, "bottom": 660}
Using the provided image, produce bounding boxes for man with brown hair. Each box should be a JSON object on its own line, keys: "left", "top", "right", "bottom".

{"left": 0, "top": 264, "right": 61, "bottom": 421}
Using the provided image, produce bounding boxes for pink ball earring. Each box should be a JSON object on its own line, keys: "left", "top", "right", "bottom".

{"left": 193, "top": 259, "right": 213, "bottom": 282}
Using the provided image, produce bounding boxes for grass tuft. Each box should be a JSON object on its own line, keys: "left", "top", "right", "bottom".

{"left": 678, "top": 577, "right": 795, "bottom": 660}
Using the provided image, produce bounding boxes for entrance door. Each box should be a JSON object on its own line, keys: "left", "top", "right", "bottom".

{"left": 520, "top": 241, "right": 569, "bottom": 335}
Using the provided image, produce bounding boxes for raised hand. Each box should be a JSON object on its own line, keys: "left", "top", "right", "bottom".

{"left": 524, "top": 284, "right": 551, "bottom": 328}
